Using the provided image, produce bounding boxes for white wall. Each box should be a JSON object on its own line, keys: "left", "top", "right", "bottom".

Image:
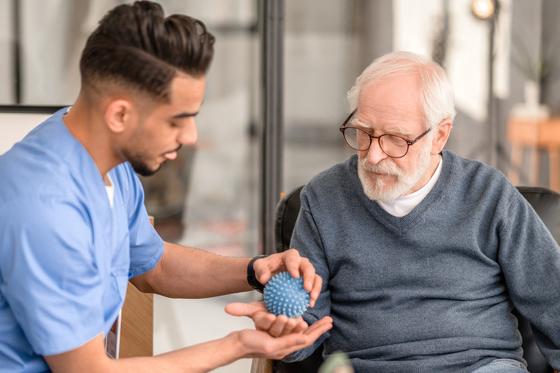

{"left": 0, "top": 113, "right": 48, "bottom": 154}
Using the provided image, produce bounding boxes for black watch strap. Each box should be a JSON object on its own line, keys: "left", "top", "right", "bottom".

{"left": 247, "top": 255, "right": 268, "bottom": 293}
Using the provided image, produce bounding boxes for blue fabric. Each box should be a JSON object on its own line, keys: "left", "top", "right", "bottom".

{"left": 0, "top": 108, "right": 164, "bottom": 371}
{"left": 286, "top": 151, "right": 560, "bottom": 372}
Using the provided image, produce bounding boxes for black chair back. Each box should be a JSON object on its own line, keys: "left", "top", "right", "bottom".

{"left": 273, "top": 185, "right": 558, "bottom": 373}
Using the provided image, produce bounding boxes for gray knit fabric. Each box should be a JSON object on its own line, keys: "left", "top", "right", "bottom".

{"left": 285, "top": 151, "right": 560, "bottom": 373}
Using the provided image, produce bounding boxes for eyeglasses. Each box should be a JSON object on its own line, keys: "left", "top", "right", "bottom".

{"left": 339, "top": 109, "right": 432, "bottom": 158}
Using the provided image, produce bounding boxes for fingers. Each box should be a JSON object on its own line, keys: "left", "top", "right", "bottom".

{"left": 275, "top": 250, "right": 320, "bottom": 303}
{"left": 253, "top": 257, "right": 277, "bottom": 286}
{"left": 226, "top": 301, "right": 306, "bottom": 335}
{"left": 226, "top": 298, "right": 331, "bottom": 361}
{"left": 304, "top": 316, "right": 333, "bottom": 338}
{"left": 254, "top": 251, "right": 322, "bottom": 310}
{"left": 308, "top": 274, "right": 322, "bottom": 308}
{"left": 266, "top": 315, "right": 309, "bottom": 337}
{"left": 291, "top": 319, "right": 309, "bottom": 334}
{"left": 245, "top": 332, "right": 307, "bottom": 360}
{"left": 281, "top": 249, "right": 305, "bottom": 279}
{"left": 225, "top": 302, "right": 277, "bottom": 332}
{"left": 259, "top": 316, "right": 333, "bottom": 359}
{"left": 267, "top": 315, "right": 291, "bottom": 337}
{"left": 255, "top": 249, "right": 319, "bottom": 293}
{"left": 253, "top": 313, "right": 277, "bottom": 332}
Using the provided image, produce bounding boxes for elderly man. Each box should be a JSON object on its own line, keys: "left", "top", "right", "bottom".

{"left": 284, "top": 51, "right": 560, "bottom": 372}
{"left": 0, "top": 2, "right": 332, "bottom": 372}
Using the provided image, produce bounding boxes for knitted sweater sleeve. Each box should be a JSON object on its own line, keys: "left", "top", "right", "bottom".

{"left": 282, "top": 185, "right": 332, "bottom": 362}
{"left": 498, "top": 190, "right": 560, "bottom": 369}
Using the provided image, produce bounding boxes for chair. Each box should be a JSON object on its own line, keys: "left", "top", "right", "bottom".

{"left": 268, "top": 185, "right": 560, "bottom": 373}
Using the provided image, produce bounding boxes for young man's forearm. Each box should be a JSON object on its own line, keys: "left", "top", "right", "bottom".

{"left": 46, "top": 332, "right": 248, "bottom": 373}
{"left": 131, "top": 242, "right": 252, "bottom": 298}
{"left": 117, "top": 332, "right": 248, "bottom": 373}
{"left": 45, "top": 318, "right": 334, "bottom": 373}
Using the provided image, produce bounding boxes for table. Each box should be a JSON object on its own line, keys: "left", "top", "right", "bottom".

{"left": 507, "top": 116, "right": 560, "bottom": 192}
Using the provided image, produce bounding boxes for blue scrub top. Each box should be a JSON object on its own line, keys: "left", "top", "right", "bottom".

{"left": 0, "top": 108, "right": 165, "bottom": 371}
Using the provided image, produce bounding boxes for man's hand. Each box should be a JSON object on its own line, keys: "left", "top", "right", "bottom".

{"left": 252, "top": 249, "right": 322, "bottom": 307}
{"left": 230, "top": 314, "right": 333, "bottom": 360}
{"left": 225, "top": 301, "right": 313, "bottom": 337}
{"left": 45, "top": 313, "right": 333, "bottom": 373}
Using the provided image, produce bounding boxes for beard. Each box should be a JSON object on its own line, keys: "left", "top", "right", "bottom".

{"left": 130, "top": 160, "right": 160, "bottom": 176}
{"left": 357, "top": 142, "right": 432, "bottom": 203}
{"left": 123, "top": 141, "right": 182, "bottom": 177}
{"left": 128, "top": 155, "right": 160, "bottom": 176}
{"left": 122, "top": 148, "right": 161, "bottom": 177}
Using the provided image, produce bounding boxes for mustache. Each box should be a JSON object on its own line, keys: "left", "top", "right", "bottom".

{"left": 359, "top": 157, "right": 402, "bottom": 177}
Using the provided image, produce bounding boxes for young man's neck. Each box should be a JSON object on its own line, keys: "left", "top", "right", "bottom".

{"left": 63, "top": 94, "right": 121, "bottom": 178}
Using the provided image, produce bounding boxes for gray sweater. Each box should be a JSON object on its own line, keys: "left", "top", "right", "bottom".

{"left": 286, "top": 151, "right": 560, "bottom": 372}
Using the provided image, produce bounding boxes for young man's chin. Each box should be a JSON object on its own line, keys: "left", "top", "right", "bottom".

{"left": 131, "top": 161, "right": 161, "bottom": 177}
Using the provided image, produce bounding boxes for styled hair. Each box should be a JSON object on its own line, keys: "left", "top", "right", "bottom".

{"left": 347, "top": 51, "right": 456, "bottom": 129}
{"left": 79, "top": 1, "right": 215, "bottom": 102}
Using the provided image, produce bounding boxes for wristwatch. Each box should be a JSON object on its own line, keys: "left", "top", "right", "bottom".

{"left": 247, "top": 255, "right": 268, "bottom": 293}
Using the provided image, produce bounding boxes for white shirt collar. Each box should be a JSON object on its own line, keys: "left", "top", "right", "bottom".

{"left": 376, "top": 155, "right": 443, "bottom": 217}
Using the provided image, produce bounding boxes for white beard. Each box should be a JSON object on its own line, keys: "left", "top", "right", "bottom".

{"left": 358, "top": 143, "right": 432, "bottom": 203}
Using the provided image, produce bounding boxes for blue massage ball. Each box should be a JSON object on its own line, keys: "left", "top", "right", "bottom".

{"left": 263, "top": 272, "right": 310, "bottom": 318}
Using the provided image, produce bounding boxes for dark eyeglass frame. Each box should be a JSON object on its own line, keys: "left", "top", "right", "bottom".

{"left": 339, "top": 109, "right": 432, "bottom": 159}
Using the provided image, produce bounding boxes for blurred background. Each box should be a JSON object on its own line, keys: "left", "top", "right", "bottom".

{"left": 1, "top": 0, "right": 560, "bottom": 371}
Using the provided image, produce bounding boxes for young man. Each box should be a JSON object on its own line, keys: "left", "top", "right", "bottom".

{"left": 284, "top": 51, "right": 560, "bottom": 372}
{"left": 0, "top": 2, "right": 332, "bottom": 372}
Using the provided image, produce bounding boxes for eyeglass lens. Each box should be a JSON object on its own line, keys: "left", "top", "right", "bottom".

{"left": 343, "top": 128, "right": 409, "bottom": 157}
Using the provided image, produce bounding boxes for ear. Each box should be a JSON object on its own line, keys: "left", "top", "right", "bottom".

{"left": 104, "top": 99, "right": 135, "bottom": 134}
{"left": 430, "top": 119, "right": 452, "bottom": 155}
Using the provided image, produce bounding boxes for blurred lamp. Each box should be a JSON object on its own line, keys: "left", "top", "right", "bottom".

{"left": 472, "top": 0, "right": 495, "bottom": 19}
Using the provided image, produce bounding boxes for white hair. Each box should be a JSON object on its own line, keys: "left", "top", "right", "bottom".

{"left": 347, "top": 51, "right": 456, "bottom": 130}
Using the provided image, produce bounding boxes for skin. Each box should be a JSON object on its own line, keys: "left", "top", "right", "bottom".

{"left": 355, "top": 74, "right": 452, "bottom": 198}
{"left": 44, "top": 73, "right": 333, "bottom": 372}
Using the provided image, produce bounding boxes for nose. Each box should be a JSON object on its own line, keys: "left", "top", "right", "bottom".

{"left": 365, "top": 138, "right": 388, "bottom": 164}
{"left": 178, "top": 118, "right": 198, "bottom": 145}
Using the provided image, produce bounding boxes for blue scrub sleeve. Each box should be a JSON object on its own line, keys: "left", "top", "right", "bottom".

{"left": 117, "top": 163, "right": 165, "bottom": 278}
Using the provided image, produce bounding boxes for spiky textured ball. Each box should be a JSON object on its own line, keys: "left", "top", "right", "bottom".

{"left": 263, "top": 272, "right": 310, "bottom": 318}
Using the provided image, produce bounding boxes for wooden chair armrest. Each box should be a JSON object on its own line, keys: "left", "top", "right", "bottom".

{"left": 250, "top": 358, "right": 273, "bottom": 373}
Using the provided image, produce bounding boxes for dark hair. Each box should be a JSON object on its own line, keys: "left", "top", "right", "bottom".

{"left": 79, "top": 1, "right": 215, "bottom": 101}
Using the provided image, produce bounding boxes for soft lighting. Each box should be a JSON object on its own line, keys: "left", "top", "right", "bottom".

{"left": 472, "top": 0, "right": 495, "bottom": 19}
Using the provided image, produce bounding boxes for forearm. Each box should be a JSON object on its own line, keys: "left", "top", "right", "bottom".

{"left": 46, "top": 333, "right": 248, "bottom": 373}
{"left": 131, "top": 241, "right": 252, "bottom": 298}
{"left": 47, "top": 317, "right": 333, "bottom": 373}
{"left": 119, "top": 333, "right": 246, "bottom": 372}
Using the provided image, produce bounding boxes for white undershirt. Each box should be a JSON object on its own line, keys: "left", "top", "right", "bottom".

{"left": 105, "top": 174, "right": 114, "bottom": 208}
{"left": 377, "top": 156, "right": 443, "bottom": 217}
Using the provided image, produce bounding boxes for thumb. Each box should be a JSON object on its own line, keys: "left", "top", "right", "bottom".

{"left": 225, "top": 302, "right": 265, "bottom": 317}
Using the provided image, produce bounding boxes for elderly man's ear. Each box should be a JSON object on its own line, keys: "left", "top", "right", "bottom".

{"left": 431, "top": 119, "right": 452, "bottom": 155}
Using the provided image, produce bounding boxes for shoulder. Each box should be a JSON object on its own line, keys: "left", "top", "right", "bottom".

{"left": 440, "top": 150, "right": 521, "bottom": 210}
{"left": 442, "top": 151, "right": 512, "bottom": 192}
{"left": 301, "top": 154, "right": 365, "bottom": 212}
{"left": 0, "top": 109, "right": 86, "bottom": 198}
{"left": 305, "top": 155, "right": 358, "bottom": 194}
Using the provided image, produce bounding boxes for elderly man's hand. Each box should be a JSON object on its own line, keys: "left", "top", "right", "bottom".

{"left": 252, "top": 249, "right": 322, "bottom": 307}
